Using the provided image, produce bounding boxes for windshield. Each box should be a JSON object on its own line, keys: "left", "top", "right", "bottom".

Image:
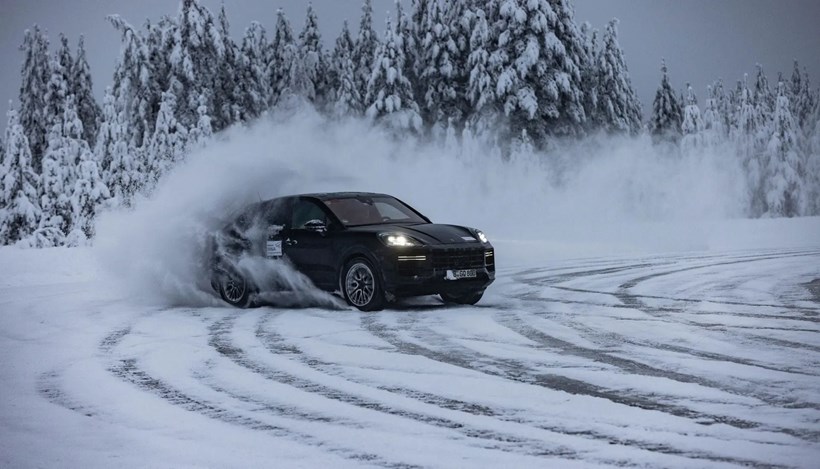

{"left": 323, "top": 196, "right": 427, "bottom": 227}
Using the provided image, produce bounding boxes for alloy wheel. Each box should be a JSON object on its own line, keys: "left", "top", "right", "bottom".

{"left": 345, "top": 262, "right": 375, "bottom": 307}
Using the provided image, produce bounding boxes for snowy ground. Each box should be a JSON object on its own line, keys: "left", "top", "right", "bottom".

{"left": 1, "top": 219, "right": 819, "bottom": 468}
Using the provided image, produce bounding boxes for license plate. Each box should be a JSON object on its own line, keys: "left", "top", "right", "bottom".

{"left": 447, "top": 269, "right": 477, "bottom": 280}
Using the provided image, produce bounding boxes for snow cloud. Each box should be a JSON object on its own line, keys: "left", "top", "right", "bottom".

{"left": 93, "top": 108, "right": 748, "bottom": 307}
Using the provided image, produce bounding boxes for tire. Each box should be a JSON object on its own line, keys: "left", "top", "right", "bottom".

{"left": 342, "top": 258, "right": 385, "bottom": 311}
{"left": 440, "top": 290, "right": 484, "bottom": 305}
{"left": 216, "top": 269, "right": 254, "bottom": 308}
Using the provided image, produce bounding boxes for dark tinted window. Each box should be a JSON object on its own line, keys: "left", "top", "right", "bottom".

{"left": 262, "top": 199, "right": 289, "bottom": 225}
{"left": 292, "top": 199, "right": 329, "bottom": 229}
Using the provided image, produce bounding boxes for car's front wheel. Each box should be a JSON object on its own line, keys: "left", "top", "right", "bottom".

{"left": 342, "top": 258, "right": 385, "bottom": 311}
{"left": 440, "top": 290, "right": 484, "bottom": 305}
{"left": 216, "top": 269, "right": 253, "bottom": 308}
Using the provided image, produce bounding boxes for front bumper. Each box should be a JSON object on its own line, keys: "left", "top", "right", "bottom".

{"left": 377, "top": 244, "right": 495, "bottom": 298}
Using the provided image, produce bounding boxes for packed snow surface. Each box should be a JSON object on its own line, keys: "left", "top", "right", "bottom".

{"left": 1, "top": 216, "right": 819, "bottom": 468}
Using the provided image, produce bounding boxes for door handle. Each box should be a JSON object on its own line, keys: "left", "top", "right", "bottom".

{"left": 285, "top": 238, "right": 298, "bottom": 246}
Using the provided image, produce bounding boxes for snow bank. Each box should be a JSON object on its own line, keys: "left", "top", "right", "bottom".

{"left": 92, "top": 109, "right": 804, "bottom": 306}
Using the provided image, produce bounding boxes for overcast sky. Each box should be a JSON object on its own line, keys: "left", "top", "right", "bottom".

{"left": 2, "top": 0, "right": 819, "bottom": 121}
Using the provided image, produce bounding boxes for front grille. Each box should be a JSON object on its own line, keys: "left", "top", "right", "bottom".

{"left": 433, "top": 248, "right": 486, "bottom": 270}
{"left": 396, "top": 255, "right": 428, "bottom": 276}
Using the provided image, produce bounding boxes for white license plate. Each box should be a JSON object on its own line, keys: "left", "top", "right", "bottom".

{"left": 448, "top": 269, "right": 477, "bottom": 279}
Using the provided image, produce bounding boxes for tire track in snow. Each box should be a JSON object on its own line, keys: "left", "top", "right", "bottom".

{"left": 37, "top": 369, "right": 96, "bottom": 418}
{"left": 253, "top": 311, "right": 802, "bottom": 467}
{"left": 512, "top": 251, "right": 820, "bottom": 375}
{"left": 97, "top": 316, "right": 425, "bottom": 469}
{"left": 610, "top": 251, "right": 820, "bottom": 356}
{"left": 252, "top": 312, "right": 497, "bottom": 418}
{"left": 491, "top": 310, "right": 820, "bottom": 410}
{"left": 36, "top": 324, "right": 135, "bottom": 417}
{"left": 360, "top": 313, "right": 820, "bottom": 444}
{"left": 207, "top": 312, "right": 583, "bottom": 459}
{"left": 107, "top": 357, "right": 418, "bottom": 469}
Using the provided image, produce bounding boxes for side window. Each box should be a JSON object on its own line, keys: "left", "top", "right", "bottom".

{"left": 263, "top": 200, "right": 289, "bottom": 226}
{"left": 291, "top": 200, "right": 329, "bottom": 230}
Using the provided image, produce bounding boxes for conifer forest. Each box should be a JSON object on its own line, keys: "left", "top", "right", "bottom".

{"left": 1, "top": 0, "right": 819, "bottom": 247}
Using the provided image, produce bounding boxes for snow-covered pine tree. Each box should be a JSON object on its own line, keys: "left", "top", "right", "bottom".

{"left": 763, "top": 81, "right": 802, "bottom": 217}
{"left": 64, "top": 95, "right": 92, "bottom": 181}
{"left": 753, "top": 63, "right": 774, "bottom": 121}
{"left": 331, "top": 21, "right": 363, "bottom": 116}
{"left": 648, "top": 59, "right": 683, "bottom": 142}
{"left": 169, "top": 0, "right": 224, "bottom": 130}
{"left": 397, "top": 0, "right": 421, "bottom": 112}
{"left": 39, "top": 93, "right": 101, "bottom": 245}
{"left": 215, "top": 4, "right": 242, "bottom": 127}
{"left": 96, "top": 88, "right": 137, "bottom": 207}
{"left": 108, "top": 15, "right": 154, "bottom": 149}
{"left": 353, "top": 0, "right": 379, "bottom": 109}
{"left": 596, "top": 18, "right": 641, "bottom": 135}
{"left": 71, "top": 35, "right": 101, "bottom": 146}
{"left": 713, "top": 79, "right": 732, "bottom": 138}
{"left": 187, "top": 93, "right": 213, "bottom": 151}
{"left": 789, "top": 61, "right": 816, "bottom": 134}
{"left": 702, "top": 84, "right": 726, "bottom": 146}
{"left": 70, "top": 145, "right": 110, "bottom": 243}
{"left": 36, "top": 157, "right": 70, "bottom": 246}
{"left": 291, "top": 4, "right": 326, "bottom": 104}
{"left": 144, "top": 16, "right": 176, "bottom": 131}
{"left": 43, "top": 37, "right": 70, "bottom": 148}
{"left": 728, "top": 79, "right": 743, "bottom": 134}
{"left": 418, "top": 0, "right": 459, "bottom": 132}
{"left": 806, "top": 101, "right": 820, "bottom": 215}
{"left": 579, "top": 22, "right": 600, "bottom": 130}
{"left": 466, "top": 7, "right": 496, "bottom": 139}
{"left": 407, "top": 0, "right": 430, "bottom": 83}
{"left": 18, "top": 25, "right": 51, "bottom": 170}
{"left": 147, "top": 90, "right": 188, "bottom": 190}
{"left": 1, "top": 106, "right": 41, "bottom": 244}
{"left": 38, "top": 123, "right": 73, "bottom": 246}
{"left": 56, "top": 34, "right": 74, "bottom": 86}
{"left": 445, "top": 0, "right": 475, "bottom": 131}
{"left": 487, "top": 0, "right": 541, "bottom": 144}
{"left": 548, "top": 0, "right": 591, "bottom": 134}
{"left": 489, "top": 0, "right": 587, "bottom": 146}
{"left": 238, "top": 21, "right": 270, "bottom": 120}
{"left": 680, "top": 84, "right": 704, "bottom": 151}
{"left": 268, "top": 9, "right": 296, "bottom": 106}
{"left": 733, "top": 74, "right": 766, "bottom": 216}
{"left": 366, "top": 17, "right": 422, "bottom": 134}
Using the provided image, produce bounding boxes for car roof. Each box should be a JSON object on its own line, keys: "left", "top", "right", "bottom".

{"left": 273, "top": 192, "right": 393, "bottom": 202}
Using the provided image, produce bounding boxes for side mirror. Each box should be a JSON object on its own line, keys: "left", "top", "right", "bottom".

{"left": 304, "top": 219, "right": 327, "bottom": 233}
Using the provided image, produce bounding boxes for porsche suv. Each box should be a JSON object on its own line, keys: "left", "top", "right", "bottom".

{"left": 209, "top": 192, "right": 495, "bottom": 310}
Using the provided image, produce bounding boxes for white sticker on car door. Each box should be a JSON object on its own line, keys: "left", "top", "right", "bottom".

{"left": 266, "top": 240, "right": 283, "bottom": 258}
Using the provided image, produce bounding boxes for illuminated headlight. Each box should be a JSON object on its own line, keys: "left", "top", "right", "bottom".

{"left": 476, "top": 230, "right": 489, "bottom": 243}
{"left": 379, "top": 233, "right": 421, "bottom": 247}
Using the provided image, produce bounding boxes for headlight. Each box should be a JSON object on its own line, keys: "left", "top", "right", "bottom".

{"left": 379, "top": 233, "right": 421, "bottom": 247}
{"left": 475, "top": 230, "right": 489, "bottom": 243}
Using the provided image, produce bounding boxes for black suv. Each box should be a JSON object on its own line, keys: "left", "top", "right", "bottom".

{"left": 209, "top": 192, "right": 495, "bottom": 310}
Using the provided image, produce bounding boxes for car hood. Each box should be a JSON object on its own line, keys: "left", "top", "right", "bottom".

{"left": 349, "top": 223, "right": 482, "bottom": 246}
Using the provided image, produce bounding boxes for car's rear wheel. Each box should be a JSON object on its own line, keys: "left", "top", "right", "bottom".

{"left": 217, "top": 269, "right": 253, "bottom": 308}
{"left": 342, "top": 258, "right": 385, "bottom": 311}
{"left": 440, "top": 290, "right": 484, "bottom": 305}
